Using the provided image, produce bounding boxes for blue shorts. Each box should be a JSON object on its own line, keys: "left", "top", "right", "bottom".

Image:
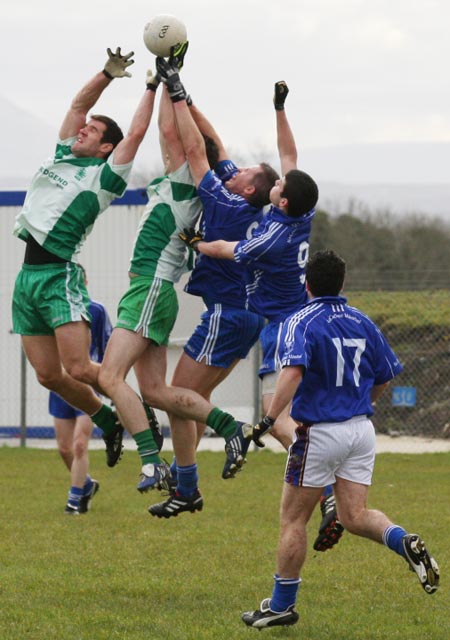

{"left": 49, "top": 392, "right": 84, "bottom": 420}
{"left": 258, "top": 320, "right": 284, "bottom": 378}
{"left": 184, "top": 304, "right": 264, "bottom": 368}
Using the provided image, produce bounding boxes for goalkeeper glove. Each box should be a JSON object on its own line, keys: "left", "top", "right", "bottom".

{"left": 252, "top": 415, "right": 275, "bottom": 448}
{"left": 156, "top": 57, "right": 187, "bottom": 102}
{"left": 169, "top": 41, "right": 189, "bottom": 70}
{"left": 103, "top": 47, "right": 134, "bottom": 79}
{"left": 179, "top": 227, "right": 204, "bottom": 251}
{"left": 274, "top": 81, "right": 289, "bottom": 110}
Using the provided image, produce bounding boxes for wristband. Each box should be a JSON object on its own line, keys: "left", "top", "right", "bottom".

{"left": 102, "top": 69, "right": 113, "bottom": 80}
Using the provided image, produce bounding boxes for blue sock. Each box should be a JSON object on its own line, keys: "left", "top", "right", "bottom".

{"left": 176, "top": 464, "right": 198, "bottom": 497}
{"left": 270, "top": 574, "right": 301, "bottom": 613}
{"left": 67, "top": 486, "right": 84, "bottom": 508}
{"left": 383, "top": 525, "right": 408, "bottom": 558}
{"left": 83, "top": 475, "right": 93, "bottom": 495}
{"left": 170, "top": 458, "right": 178, "bottom": 483}
{"left": 322, "top": 484, "right": 333, "bottom": 499}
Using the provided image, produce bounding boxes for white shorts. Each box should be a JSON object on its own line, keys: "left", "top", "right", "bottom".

{"left": 284, "top": 415, "right": 376, "bottom": 488}
{"left": 261, "top": 371, "right": 279, "bottom": 396}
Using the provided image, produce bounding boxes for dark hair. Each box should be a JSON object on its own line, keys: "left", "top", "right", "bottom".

{"left": 203, "top": 134, "right": 220, "bottom": 170}
{"left": 281, "top": 169, "right": 319, "bottom": 217}
{"left": 91, "top": 114, "right": 124, "bottom": 157}
{"left": 306, "top": 249, "right": 346, "bottom": 297}
{"left": 247, "top": 162, "right": 280, "bottom": 209}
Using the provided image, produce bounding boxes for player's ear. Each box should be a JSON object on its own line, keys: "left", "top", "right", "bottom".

{"left": 243, "top": 184, "right": 256, "bottom": 196}
{"left": 99, "top": 141, "right": 114, "bottom": 158}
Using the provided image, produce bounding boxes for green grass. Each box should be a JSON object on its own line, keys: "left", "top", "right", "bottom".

{"left": 1, "top": 447, "right": 449, "bottom": 640}
{"left": 346, "top": 290, "right": 450, "bottom": 329}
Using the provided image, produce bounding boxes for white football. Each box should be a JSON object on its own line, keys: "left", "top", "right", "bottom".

{"left": 143, "top": 15, "right": 187, "bottom": 57}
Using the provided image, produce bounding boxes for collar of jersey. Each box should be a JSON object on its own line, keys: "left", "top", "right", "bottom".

{"left": 56, "top": 157, "right": 106, "bottom": 167}
{"left": 306, "top": 295, "right": 347, "bottom": 306}
{"left": 269, "top": 206, "right": 315, "bottom": 224}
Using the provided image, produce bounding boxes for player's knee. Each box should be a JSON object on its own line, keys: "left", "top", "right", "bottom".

{"left": 337, "top": 510, "right": 363, "bottom": 534}
{"left": 36, "top": 369, "right": 63, "bottom": 391}
{"left": 58, "top": 443, "right": 72, "bottom": 461}
{"left": 73, "top": 437, "right": 88, "bottom": 458}
{"left": 64, "top": 360, "right": 88, "bottom": 383}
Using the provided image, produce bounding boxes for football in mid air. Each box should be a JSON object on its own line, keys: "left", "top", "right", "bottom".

{"left": 143, "top": 15, "right": 187, "bottom": 57}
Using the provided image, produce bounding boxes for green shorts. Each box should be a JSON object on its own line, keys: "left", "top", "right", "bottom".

{"left": 116, "top": 276, "right": 178, "bottom": 346}
{"left": 12, "top": 263, "right": 90, "bottom": 336}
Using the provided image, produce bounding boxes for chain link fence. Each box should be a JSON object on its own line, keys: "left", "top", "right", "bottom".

{"left": 1, "top": 196, "right": 449, "bottom": 442}
{"left": 345, "top": 288, "right": 450, "bottom": 438}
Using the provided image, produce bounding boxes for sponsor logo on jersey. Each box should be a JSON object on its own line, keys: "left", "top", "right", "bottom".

{"left": 39, "top": 166, "right": 69, "bottom": 188}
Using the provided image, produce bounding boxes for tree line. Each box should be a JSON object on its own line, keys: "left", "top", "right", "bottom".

{"left": 309, "top": 208, "right": 450, "bottom": 290}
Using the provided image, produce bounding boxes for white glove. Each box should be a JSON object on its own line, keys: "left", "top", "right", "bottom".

{"left": 103, "top": 47, "right": 134, "bottom": 79}
{"left": 146, "top": 69, "right": 161, "bottom": 91}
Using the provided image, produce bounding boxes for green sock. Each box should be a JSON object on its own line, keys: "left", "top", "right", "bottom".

{"left": 134, "top": 430, "right": 161, "bottom": 465}
{"left": 90, "top": 404, "right": 116, "bottom": 436}
{"left": 206, "top": 408, "right": 238, "bottom": 439}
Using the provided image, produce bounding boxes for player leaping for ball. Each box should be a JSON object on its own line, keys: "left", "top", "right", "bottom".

{"left": 12, "top": 47, "right": 158, "bottom": 469}
{"left": 153, "top": 52, "right": 344, "bottom": 551}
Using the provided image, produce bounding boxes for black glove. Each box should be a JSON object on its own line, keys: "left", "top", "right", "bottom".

{"left": 169, "top": 41, "right": 189, "bottom": 70}
{"left": 252, "top": 415, "right": 275, "bottom": 448}
{"left": 103, "top": 47, "right": 134, "bottom": 79}
{"left": 179, "top": 227, "right": 203, "bottom": 251}
{"left": 274, "top": 81, "right": 289, "bottom": 110}
{"left": 156, "top": 57, "right": 186, "bottom": 102}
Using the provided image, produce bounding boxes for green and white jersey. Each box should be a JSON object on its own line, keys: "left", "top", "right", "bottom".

{"left": 13, "top": 136, "right": 132, "bottom": 262}
{"left": 129, "top": 161, "right": 201, "bottom": 282}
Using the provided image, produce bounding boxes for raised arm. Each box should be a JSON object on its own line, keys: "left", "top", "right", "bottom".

{"left": 274, "top": 81, "right": 298, "bottom": 175}
{"left": 112, "top": 83, "right": 157, "bottom": 166}
{"left": 59, "top": 47, "right": 134, "bottom": 140}
{"left": 156, "top": 56, "right": 210, "bottom": 186}
{"left": 188, "top": 103, "right": 227, "bottom": 161}
{"left": 158, "top": 85, "right": 186, "bottom": 173}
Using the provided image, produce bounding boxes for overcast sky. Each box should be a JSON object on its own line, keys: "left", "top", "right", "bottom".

{"left": 2, "top": 0, "right": 450, "bottom": 178}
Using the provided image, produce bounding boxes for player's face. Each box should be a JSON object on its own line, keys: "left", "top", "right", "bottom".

{"left": 71, "top": 119, "right": 110, "bottom": 158}
{"left": 225, "top": 165, "right": 261, "bottom": 194}
{"left": 270, "top": 176, "right": 286, "bottom": 206}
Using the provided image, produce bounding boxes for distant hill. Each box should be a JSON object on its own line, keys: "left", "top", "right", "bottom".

{"left": 318, "top": 181, "right": 450, "bottom": 223}
{"left": 1, "top": 93, "right": 449, "bottom": 223}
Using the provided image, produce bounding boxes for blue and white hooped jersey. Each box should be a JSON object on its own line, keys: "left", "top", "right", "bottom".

{"left": 280, "top": 296, "right": 403, "bottom": 424}
{"left": 184, "top": 164, "right": 263, "bottom": 308}
{"left": 234, "top": 206, "right": 314, "bottom": 322}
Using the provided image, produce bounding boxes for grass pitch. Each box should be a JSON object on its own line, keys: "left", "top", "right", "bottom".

{"left": 1, "top": 446, "right": 448, "bottom": 640}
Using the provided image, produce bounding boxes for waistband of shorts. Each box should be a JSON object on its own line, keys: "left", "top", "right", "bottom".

{"left": 21, "top": 262, "right": 73, "bottom": 272}
{"left": 310, "top": 414, "right": 369, "bottom": 428}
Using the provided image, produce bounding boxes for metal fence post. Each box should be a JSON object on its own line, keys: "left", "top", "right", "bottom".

{"left": 20, "top": 347, "right": 27, "bottom": 447}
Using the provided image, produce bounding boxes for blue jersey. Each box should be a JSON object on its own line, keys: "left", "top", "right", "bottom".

{"left": 234, "top": 206, "right": 314, "bottom": 322}
{"left": 280, "top": 296, "right": 403, "bottom": 424}
{"left": 184, "top": 164, "right": 263, "bottom": 308}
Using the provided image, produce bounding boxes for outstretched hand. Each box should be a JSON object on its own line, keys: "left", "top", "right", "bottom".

{"left": 274, "top": 81, "right": 289, "bottom": 110}
{"left": 104, "top": 47, "right": 134, "bottom": 79}
{"left": 169, "top": 41, "right": 189, "bottom": 70}
{"left": 156, "top": 57, "right": 187, "bottom": 102}
{"left": 146, "top": 69, "right": 161, "bottom": 92}
{"left": 179, "top": 227, "right": 204, "bottom": 251}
